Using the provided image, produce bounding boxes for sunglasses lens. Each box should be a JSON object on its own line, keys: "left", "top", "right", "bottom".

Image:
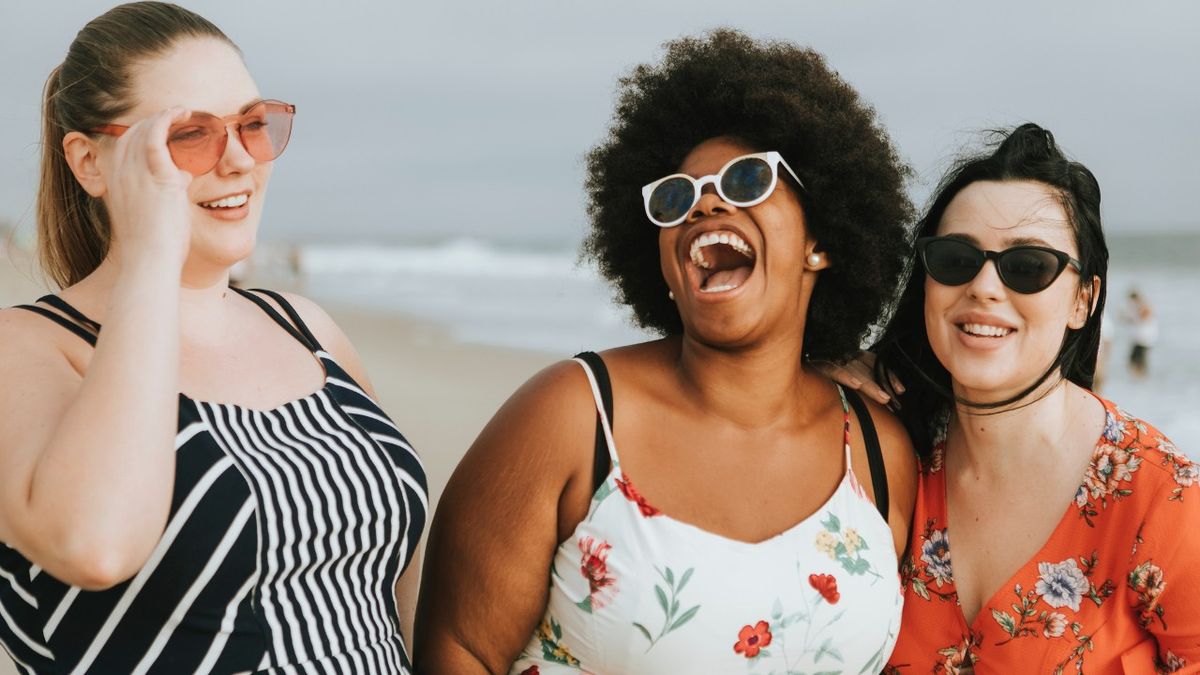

{"left": 166, "top": 116, "right": 225, "bottom": 175}
{"left": 648, "top": 177, "right": 696, "bottom": 225}
{"left": 923, "top": 239, "right": 983, "bottom": 286}
{"left": 719, "top": 156, "right": 772, "bottom": 204}
{"left": 240, "top": 101, "right": 294, "bottom": 163}
{"left": 999, "top": 249, "right": 1062, "bottom": 293}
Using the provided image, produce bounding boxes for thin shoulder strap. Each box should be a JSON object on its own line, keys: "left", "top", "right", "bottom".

{"left": 844, "top": 388, "right": 889, "bottom": 523}
{"left": 13, "top": 303, "right": 99, "bottom": 346}
{"left": 249, "top": 288, "right": 325, "bottom": 352}
{"left": 232, "top": 287, "right": 319, "bottom": 352}
{"left": 38, "top": 295, "right": 102, "bottom": 332}
{"left": 573, "top": 351, "right": 617, "bottom": 492}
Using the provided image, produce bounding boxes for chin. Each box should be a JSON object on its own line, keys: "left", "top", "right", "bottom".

{"left": 681, "top": 311, "right": 767, "bottom": 349}
{"left": 192, "top": 225, "right": 259, "bottom": 270}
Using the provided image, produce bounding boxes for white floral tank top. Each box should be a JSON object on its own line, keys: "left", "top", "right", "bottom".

{"left": 509, "top": 358, "right": 904, "bottom": 674}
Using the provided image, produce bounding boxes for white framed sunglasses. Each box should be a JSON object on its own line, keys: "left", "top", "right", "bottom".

{"left": 640, "top": 151, "right": 806, "bottom": 227}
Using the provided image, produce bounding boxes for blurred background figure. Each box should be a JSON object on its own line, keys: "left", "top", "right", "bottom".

{"left": 1122, "top": 289, "right": 1157, "bottom": 379}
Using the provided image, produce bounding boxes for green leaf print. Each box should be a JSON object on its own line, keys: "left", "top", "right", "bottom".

{"left": 911, "top": 577, "right": 931, "bottom": 601}
{"left": 772, "top": 598, "right": 784, "bottom": 621}
{"left": 822, "top": 513, "right": 841, "bottom": 532}
{"left": 677, "top": 567, "right": 694, "bottom": 593}
{"left": 993, "top": 609, "right": 1017, "bottom": 636}
{"left": 670, "top": 605, "right": 700, "bottom": 631}
{"left": 635, "top": 566, "right": 701, "bottom": 652}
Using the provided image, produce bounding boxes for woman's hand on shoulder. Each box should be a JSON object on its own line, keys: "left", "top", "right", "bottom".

{"left": 415, "top": 359, "right": 598, "bottom": 673}
{"left": 813, "top": 351, "right": 903, "bottom": 407}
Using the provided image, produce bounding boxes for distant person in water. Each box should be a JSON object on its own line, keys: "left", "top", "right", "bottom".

{"left": 1123, "top": 288, "right": 1157, "bottom": 378}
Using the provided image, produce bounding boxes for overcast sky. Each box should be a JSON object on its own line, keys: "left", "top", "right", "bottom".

{"left": 1, "top": 0, "right": 1197, "bottom": 245}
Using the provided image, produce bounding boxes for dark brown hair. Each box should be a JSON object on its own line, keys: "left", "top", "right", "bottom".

{"left": 37, "top": 1, "right": 236, "bottom": 288}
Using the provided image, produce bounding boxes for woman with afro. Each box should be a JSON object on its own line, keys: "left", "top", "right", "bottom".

{"left": 416, "top": 29, "right": 918, "bottom": 673}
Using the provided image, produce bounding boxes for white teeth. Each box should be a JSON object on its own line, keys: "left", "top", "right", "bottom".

{"left": 701, "top": 283, "right": 738, "bottom": 294}
{"left": 961, "top": 323, "right": 1013, "bottom": 337}
{"left": 688, "top": 230, "right": 754, "bottom": 268}
{"left": 200, "top": 193, "right": 249, "bottom": 209}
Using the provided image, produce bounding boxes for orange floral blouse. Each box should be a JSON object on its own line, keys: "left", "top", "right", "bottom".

{"left": 887, "top": 397, "right": 1200, "bottom": 674}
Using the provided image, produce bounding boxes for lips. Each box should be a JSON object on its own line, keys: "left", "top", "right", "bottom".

{"left": 950, "top": 312, "right": 1018, "bottom": 347}
{"left": 683, "top": 227, "right": 757, "bottom": 295}
{"left": 197, "top": 191, "right": 250, "bottom": 210}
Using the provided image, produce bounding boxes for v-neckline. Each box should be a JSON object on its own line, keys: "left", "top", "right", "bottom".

{"left": 936, "top": 393, "right": 1114, "bottom": 631}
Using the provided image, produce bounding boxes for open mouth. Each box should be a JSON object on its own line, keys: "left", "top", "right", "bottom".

{"left": 687, "top": 229, "right": 756, "bottom": 294}
{"left": 198, "top": 192, "right": 250, "bottom": 210}
{"left": 957, "top": 322, "right": 1015, "bottom": 338}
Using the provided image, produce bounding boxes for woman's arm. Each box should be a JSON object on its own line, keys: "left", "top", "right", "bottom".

{"left": 415, "top": 361, "right": 596, "bottom": 674}
{"left": 0, "top": 108, "right": 194, "bottom": 589}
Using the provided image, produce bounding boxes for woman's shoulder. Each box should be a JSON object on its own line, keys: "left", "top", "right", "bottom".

{"left": 1092, "top": 396, "right": 1196, "bottom": 503}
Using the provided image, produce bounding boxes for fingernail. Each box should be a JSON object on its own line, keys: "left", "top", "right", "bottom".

{"left": 849, "top": 378, "right": 862, "bottom": 387}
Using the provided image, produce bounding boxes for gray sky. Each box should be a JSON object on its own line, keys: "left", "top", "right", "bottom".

{"left": 2, "top": 0, "right": 1197, "bottom": 245}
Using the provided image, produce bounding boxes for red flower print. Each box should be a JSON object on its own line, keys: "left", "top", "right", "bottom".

{"left": 733, "top": 620, "right": 772, "bottom": 658}
{"left": 809, "top": 573, "right": 841, "bottom": 604}
{"left": 519, "top": 668, "right": 539, "bottom": 675}
{"left": 578, "top": 536, "right": 619, "bottom": 609}
{"left": 615, "top": 475, "right": 661, "bottom": 517}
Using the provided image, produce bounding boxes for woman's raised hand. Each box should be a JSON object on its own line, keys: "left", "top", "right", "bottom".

{"left": 99, "top": 106, "right": 194, "bottom": 268}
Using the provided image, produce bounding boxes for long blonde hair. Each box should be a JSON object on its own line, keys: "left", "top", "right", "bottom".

{"left": 37, "top": 1, "right": 236, "bottom": 288}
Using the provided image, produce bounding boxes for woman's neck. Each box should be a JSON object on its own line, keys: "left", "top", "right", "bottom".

{"left": 67, "top": 250, "right": 236, "bottom": 341}
{"left": 946, "top": 378, "right": 1102, "bottom": 484}
{"left": 675, "top": 330, "right": 828, "bottom": 429}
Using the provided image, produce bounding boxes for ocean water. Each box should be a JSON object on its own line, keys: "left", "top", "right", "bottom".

{"left": 298, "top": 232, "right": 1200, "bottom": 453}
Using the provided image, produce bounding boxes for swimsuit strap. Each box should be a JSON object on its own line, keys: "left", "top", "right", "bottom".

{"left": 843, "top": 387, "right": 889, "bottom": 522}
{"left": 573, "top": 351, "right": 618, "bottom": 491}
{"left": 232, "top": 287, "right": 320, "bottom": 353}
{"left": 12, "top": 302, "right": 99, "bottom": 347}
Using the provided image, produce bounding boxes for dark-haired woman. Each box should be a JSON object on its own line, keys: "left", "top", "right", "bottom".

{"left": 0, "top": 3, "right": 425, "bottom": 672}
{"left": 871, "top": 124, "right": 1200, "bottom": 673}
{"left": 416, "top": 30, "right": 917, "bottom": 673}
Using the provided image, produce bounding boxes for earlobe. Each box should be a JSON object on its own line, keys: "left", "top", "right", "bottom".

{"left": 62, "top": 131, "right": 107, "bottom": 198}
{"left": 805, "top": 249, "right": 830, "bottom": 271}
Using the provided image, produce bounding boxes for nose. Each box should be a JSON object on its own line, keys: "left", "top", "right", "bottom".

{"left": 214, "top": 123, "right": 256, "bottom": 175}
{"left": 965, "top": 258, "right": 1006, "bottom": 302}
{"left": 686, "top": 186, "right": 737, "bottom": 223}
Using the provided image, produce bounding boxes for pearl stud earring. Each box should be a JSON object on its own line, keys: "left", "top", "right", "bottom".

{"left": 808, "top": 254, "right": 821, "bottom": 266}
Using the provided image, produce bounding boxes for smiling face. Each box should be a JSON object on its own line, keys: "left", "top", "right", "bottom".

{"left": 925, "top": 180, "right": 1094, "bottom": 402}
{"left": 110, "top": 37, "right": 272, "bottom": 271}
{"left": 658, "top": 136, "right": 824, "bottom": 347}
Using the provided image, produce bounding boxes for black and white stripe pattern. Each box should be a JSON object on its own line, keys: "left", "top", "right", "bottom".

{"left": 0, "top": 293, "right": 428, "bottom": 674}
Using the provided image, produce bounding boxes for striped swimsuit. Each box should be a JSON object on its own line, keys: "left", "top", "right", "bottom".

{"left": 0, "top": 289, "right": 427, "bottom": 674}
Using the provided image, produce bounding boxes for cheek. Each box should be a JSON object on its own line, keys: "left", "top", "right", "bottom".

{"left": 658, "top": 229, "right": 676, "bottom": 281}
{"left": 923, "top": 279, "right": 952, "bottom": 334}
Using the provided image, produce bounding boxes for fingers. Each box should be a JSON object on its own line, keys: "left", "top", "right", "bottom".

{"left": 109, "top": 107, "right": 190, "bottom": 180}
{"left": 141, "top": 107, "right": 190, "bottom": 178}
{"left": 811, "top": 352, "right": 893, "bottom": 406}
